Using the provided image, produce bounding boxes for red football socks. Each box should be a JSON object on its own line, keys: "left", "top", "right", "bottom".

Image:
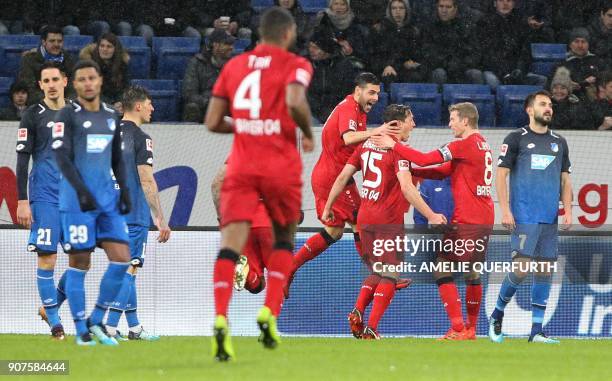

{"left": 293, "top": 232, "right": 332, "bottom": 269}
{"left": 213, "top": 258, "right": 235, "bottom": 317}
{"left": 466, "top": 283, "right": 483, "bottom": 329}
{"left": 367, "top": 278, "right": 396, "bottom": 330}
{"left": 438, "top": 282, "right": 465, "bottom": 332}
{"left": 264, "top": 249, "right": 293, "bottom": 316}
{"left": 355, "top": 274, "right": 381, "bottom": 313}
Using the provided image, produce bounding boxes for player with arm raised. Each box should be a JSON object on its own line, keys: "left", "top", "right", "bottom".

{"left": 371, "top": 102, "right": 495, "bottom": 340}
{"left": 489, "top": 90, "right": 572, "bottom": 344}
{"left": 323, "top": 104, "right": 447, "bottom": 339}
{"left": 205, "top": 7, "right": 314, "bottom": 361}
{"left": 105, "top": 85, "right": 171, "bottom": 341}
{"left": 15, "top": 62, "right": 68, "bottom": 340}
{"left": 287, "top": 73, "right": 403, "bottom": 297}
{"left": 52, "top": 60, "right": 132, "bottom": 346}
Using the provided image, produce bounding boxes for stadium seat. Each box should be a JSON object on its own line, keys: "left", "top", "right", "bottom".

{"left": 301, "top": 0, "right": 328, "bottom": 13}
{"left": 442, "top": 84, "right": 495, "bottom": 126}
{"left": 119, "top": 36, "right": 151, "bottom": 79}
{"left": 0, "top": 35, "right": 39, "bottom": 77}
{"left": 496, "top": 85, "right": 543, "bottom": 127}
{"left": 152, "top": 37, "right": 200, "bottom": 80}
{"left": 251, "top": 0, "right": 274, "bottom": 12}
{"left": 531, "top": 43, "right": 566, "bottom": 77}
{"left": 368, "top": 91, "right": 388, "bottom": 126}
{"left": 0, "top": 76, "right": 15, "bottom": 109}
{"left": 131, "top": 79, "right": 178, "bottom": 121}
{"left": 390, "top": 83, "right": 441, "bottom": 125}
{"left": 234, "top": 38, "right": 251, "bottom": 54}
{"left": 62, "top": 35, "right": 93, "bottom": 58}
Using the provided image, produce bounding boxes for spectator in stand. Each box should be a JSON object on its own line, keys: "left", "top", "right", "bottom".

{"left": 351, "top": 0, "right": 387, "bottom": 29}
{"left": 549, "top": 67, "right": 597, "bottom": 130}
{"left": 586, "top": 1, "right": 612, "bottom": 61}
{"left": 79, "top": 33, "right": 129, "bottom": 110}
{"left": 421, "top": 0, "right": 483, "bottom": 85}
{"left": 593, "top": 71, "right": 612, "bottom": 130}
{"left": 0, "top": 1, "right": 39, "bottom": 34}
{"left": 477, "top": 0, "right": 548, "bottom": 90}
{"left": 18, "top": 26, "right": 76, "bottom": 104}
{"left": 275, "top": 0, "right": 314, "bottom": 52}
{"left": 552, "top": 0, "right": 601, "bottom": 43}
{"left": 413, "top": 178, "right": 454, "bottom": 226}
{"left": 370, "top": 0, "right": 427, "bottom": 85}
{"left": 190, "top": 0, "right": 254, "bottom": 39}
{"left": 0, "top": 82, "right": 28, "bottom": 121}
{"left": 307, "top": 29, "right": 359, "bottom": 122}
{"left": 520, "top": 0, "right": 556, "bottom": 43}
{"left": 313, "top": 0, "right": 368, "bottom": 67}
{"left": 552, "top": 28, "right": 608, "bottom": 101}
{"left": 182, "top": 29, "right": 234, "bottom": 122}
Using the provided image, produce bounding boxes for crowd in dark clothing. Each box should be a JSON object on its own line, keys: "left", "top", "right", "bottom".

{"left": 1, "top": 0, "right": 611, "bottom": 129}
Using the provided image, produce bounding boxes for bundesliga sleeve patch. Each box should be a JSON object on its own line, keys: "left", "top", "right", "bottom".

{"left": 52, "top": 122, "right": 65, "bottom": 138}
{"left": 438, "top": 145, "right": 452, "bottom": 162}
{"left": 348, "top": 119, "right": 357, "bottom": 131}
{"left": 500, "top": 144, "right": 508, "bottom": 157}
{"left": 146, "top": 139, "right": 153, "bottom": 152}
{"left": 398, "top": 160, "right": 411, "bottom": 171}
{"left": 17, "top": 128, "right": 28, "bottom": 141}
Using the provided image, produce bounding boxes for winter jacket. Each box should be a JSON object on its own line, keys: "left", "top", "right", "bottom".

{"left": 18, "top": 46, "right": 76, "bottom": 104}
{"left": 309, "top": 55, "right": 359, "bottom": 122}
{"left": 314, "top": 13, "right": 368, "bottom": 64}
{"left": 79, "top": 43, "right": 129, "bottom": 104}
{"left": 369, "top": 17, "right": 421, "bottom": 76}
{"left": 586, "top": 17, "right": 611, "bottom": 61}
{"left": 551, "top": 96, "right": 598, "bottom": 130}
{"left": 181, "top": 51, "right": 224, "bottom": 111}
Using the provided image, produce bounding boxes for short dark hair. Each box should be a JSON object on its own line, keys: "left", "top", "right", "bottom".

{"left": 122, "top": 85, "right": 152, "bottom": 111}
{"left": 602, "top": 0, "right": 612, "bottom": 14}
{"left": 259, "top": 7, "right": 295, "bottom": 42}
{"left": 524, "top": 90, "right": 552, "bottom": 109}
{"left": 598, "top": 70, "right": 612, "bottom": 87}
{"left": 39, "top": 61, "right": 66, "bottom": 78}
{"left": 72, "top": 60, "right": 102, "bottom": 78}
{"left": 40, "top": 25, "right": 63, "bottom": 40}
{"left": 9, "top": 81, "right": 29, "bottom": 96}
{"left": 355, "top": 72, "right": 380, "bottom": 88}
{"left": 383, "top": 104, "right": 412, "bottom": 123}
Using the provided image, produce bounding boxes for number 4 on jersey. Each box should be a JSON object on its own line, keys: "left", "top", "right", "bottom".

{"left": 234, "top": 70, "right": 262, "bottom": 119}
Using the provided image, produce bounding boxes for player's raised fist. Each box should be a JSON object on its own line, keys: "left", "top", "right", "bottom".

{"left": 77, "top": 190, "right": 97, "bottom": 212}
{"left": 428, "top": 213, "right": 447, "bottom": 226}
{"left": 302, "top": 135, "right": 315, "bottom": 153}
{"left": 501, "top": 211, "right": 516, "bottom": 231}
{"left": 16, "top": 200, "right": 33, "bottom": 229}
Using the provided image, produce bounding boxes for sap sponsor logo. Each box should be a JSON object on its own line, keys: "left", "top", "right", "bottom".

{"left": 46, "top": 121, "right": 54, "bottom": 128}
{"left": 83, "top": 121, "right": 92, "bottom": 128}
{"left": 551, "top": 142, "right": 559, "bottom": 152}
{"left": 52, "top": 122, "right": 64, "bottom": 138}
{"left": 235, "top": 118, "right": 281, "bottom": 136}
{"left": 531, "top": 154, "right": 555, "bottom": 170}
{"left": 86, "top": 134, "right": 113, "bottom": 153}
{"left": 17, "top": 128, "right": 28, "bottom": 141}
{"left": 146, "top": 138, "right": 153, "bottom": 152}
{"left": 527, "top": 143, "right": 535, "bottom": 149}
{"left": 500, "top": 143, "right": 508, "bottom": 156}
{"left": 16, "top": 144, "right": 25, "bottom": 151}
{"left": 349, "top": 119, "right": 357, "bottom": 131}
{"left": 107, "top": 118, "right": 116, "bottom": 131}
{"left": 51, "top": 140, "right": 63, "bottom": 149}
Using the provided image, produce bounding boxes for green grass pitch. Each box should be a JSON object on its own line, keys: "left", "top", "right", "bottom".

{"left": 1, "top": 335, "right": 610, "bottom": 381}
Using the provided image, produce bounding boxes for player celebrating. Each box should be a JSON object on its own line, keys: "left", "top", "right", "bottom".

{"left": 105, "top": 85, "right": 171, "bottom": 341}
{"left": 489, "top": 90, "right": 572, "bottom": 344}
{"left": 52, "top": 60, "right": 132, "bottom": 346}
{"left": 15, "top": 62, "right": 68, "bottom": 340}
{"left": 288, "top": 72, "right": 402, "bottom": 296}
{"left": 323, "top": 104, "right": 447, "bottom": 339}
{"left": 372, "top": 102, "right": 495, "bottom": 340}
{"left": 206, "top": 7, "right": 314, "bottom": 361}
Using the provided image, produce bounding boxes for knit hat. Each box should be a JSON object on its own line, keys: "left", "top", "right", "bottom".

{"left": 568, "top": 27, "right": 590, "bottom": 43}
{"left": 551, "top": 67, "right": 572, "bottom": 90}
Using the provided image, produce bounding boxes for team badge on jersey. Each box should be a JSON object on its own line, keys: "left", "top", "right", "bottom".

{"left": 52, "top": 122, "right": 64, "bottom": 138}
{"left": 107, "top": 119, "right": 116, "bottom": 131}
{"left": 146, "top": 138, "right": 153, "bottom": 152}
{"left": 17, "top": 128, "right": 28, "bottom": 141}
{"left": 550, "top": 143, "right": 559, "bottom": 152}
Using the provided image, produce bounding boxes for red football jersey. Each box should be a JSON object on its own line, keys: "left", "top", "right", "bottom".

{"left": 438, "top": 133, "right": 494, "bottom": 225}
{"left": 212, "top": 44, "right": 313, "bottom": 177}
{"left": 347, "top": 139, "right": 411, "bottom": 225}
{"left": 312, "top": 95, "right": 367, "bottom": 190}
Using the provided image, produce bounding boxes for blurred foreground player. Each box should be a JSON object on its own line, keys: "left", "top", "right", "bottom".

{"left": 323, "top": 104, "right": 447, "bottom": 339}
{"left": 52, "top": 60, "right": 132, "bottom": 346}
{"left": 489, "top": 91, "right": 572, "bottom": 344}
{"left": 288, "top": 73, "right": 405, "bottom": 297}
{"left": 105, "top": 85, "right": 171, "bottom": 341}
{"left": 206, "top": 7, "right": 314, "bottom": 361}
{"left": 372, "top": 102, "right": 495, "bottom": 340}
{"left": 15, "top": 62, "right": 68, "bottom": 340}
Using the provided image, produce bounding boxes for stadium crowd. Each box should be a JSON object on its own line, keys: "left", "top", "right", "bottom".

{"left": 0, "top": 0, "right": 610, "bottom": 129}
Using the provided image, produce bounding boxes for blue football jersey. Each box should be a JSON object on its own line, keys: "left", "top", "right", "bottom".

{"left": 413, "top": 178, "right": 455, "bottom": 225}
{"left": 121, "top": 120, "right": 153, "bottom": 226}
{"left": 15, "top": 102, "right": 61, "bottom": 204}
{"left": 52, "top": 101, "right": 122, "bottom": 213}
{"left": 498, "top": 127, "right": 571, "bottom": 224}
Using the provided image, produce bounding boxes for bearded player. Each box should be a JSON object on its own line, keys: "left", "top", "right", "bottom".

{"left": 372, "top": 102, "right": 495, "bottom": 340}
{"left": 323, "top": 104, "right": 447, "bottom": 339}
{"left": 287, "top": 73, "right": 403, "bottom": 296}
{"left": 206, "top": 7, "right": 314, "bottom": 361}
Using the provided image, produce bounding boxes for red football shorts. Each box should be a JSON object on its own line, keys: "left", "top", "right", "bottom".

{"left": 437, "top": 224, "right": 492, "bottom": 263}
{"left": 313, "top": 182, "right": 360, "bottom": 227}
{"left": 221, "top": 173, "right": 302, "bottom": 227}
{"left": 360, "top": 225, "right": 405, "bottom": 270}
{"left": 244, "top": 227, "right": 274, "bottom": 276}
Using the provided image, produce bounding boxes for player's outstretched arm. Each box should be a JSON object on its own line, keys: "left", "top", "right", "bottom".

{"left": 286, "top": 83, "right": 314, "bottom": 151}
{"left": 343, "top": 121, "right": 400, "bottom": 146}
{"left": 111, "top": 121, "right": 131, "bottom": 214}
{"left": 138, "top": 164, "right": 171, "bottom": 242}
{"left": 398, "top": 171, "right": 447, "bottom": 225}
{"left": 322, "top": 164, "right": 358, "bottom": 223}
{"left": 205, "top": 97, "right": 233, "bottom": 133}
{"left": 370, "top": 134, "right": 444, "bottom": 167}
{"left": 410, "top": 162, "right": 452, "bottom": 180}
{"left": 496, "top": 167, "right": 515, "bottom": 231}
{"left": 560, "top": 172, "right": 573, "bottom": 230}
